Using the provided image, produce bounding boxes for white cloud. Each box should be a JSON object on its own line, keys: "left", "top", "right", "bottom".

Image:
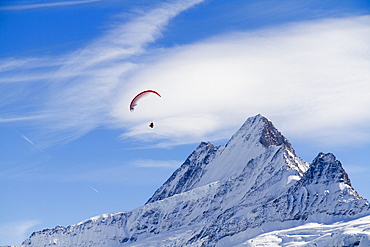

{"left": 0, "top": 0, "right": 205, "bottom": 147}
{"left": 345, "top": 164, "right": 370, "bottom": 174}
{"left": 0, "top": 0, "right": 100, "bottom": 10}
{"left": 0, "top": 116, "right": 43, "bottom": 123}
{"left": 62, "top": 161, "right": 180, "bottom": 185}
{"left": 116, "top": 15, "right": 370, "bottom": 147}
{"left": 131, "top": 159, "right": 182, "bottom": 168}
{"left": 1, "top": 0, "right": 369, "bottom": 149}
{"left": 0, "top": 220, "right": 41, "bottom": 246}
{"left": 17, "top": 131, "right": 44, "bottom": 152}
{"left": 40, "top": 0, "right": 205, "bottom": 146}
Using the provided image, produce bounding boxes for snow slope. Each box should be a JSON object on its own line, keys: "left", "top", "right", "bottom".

{"left": 21, "top": 114, "right": 370, "bottom": 246}
{"left": 236, "top": 215, "right": 370, "bottom": 247}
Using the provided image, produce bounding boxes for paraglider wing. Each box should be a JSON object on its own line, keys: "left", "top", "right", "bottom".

{"left": 129, "top": 90, "right": 161, "bottom": 112}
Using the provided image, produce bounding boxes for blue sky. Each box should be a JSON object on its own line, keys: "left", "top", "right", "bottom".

{"left": 1, "top": 0, "right": 370, "bottom": 245}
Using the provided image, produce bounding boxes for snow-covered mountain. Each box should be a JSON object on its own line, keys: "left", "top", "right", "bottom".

{"left": 21, "top": 114, "right": 370, "bottom": 246}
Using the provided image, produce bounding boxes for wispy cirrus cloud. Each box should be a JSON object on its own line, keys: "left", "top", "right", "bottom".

{"left": 0, "top": 158, "right": 181, "bottom": 184}
{"left": 61, "top": 160, "right": 180, "bottom": 185}
{"left": 0, "top": 0, "right": 100, "bottom": 11}
{"left": 1, "top": 1, "right": 370, "bottom": 149}
{"left": 131, "top": 159, "right": 182, "bottom": 168}
{"left": 0, "top": 220, "right": 41, "bottom": 246}
{"left": 0, "top": 0, "right": 205, "bottom": 147}
{"left": 117, "top": 15, "right": 370, "bottom": 147}
{"left": 17, "top": 131, "right": 45, "bottom": 152}
{"left": 0, "top": 116, "right": 44, "bottom": 123}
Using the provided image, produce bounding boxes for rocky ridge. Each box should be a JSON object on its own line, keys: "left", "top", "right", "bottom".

{"left": 21, "top": 114, "right": 370, "bottom": 246}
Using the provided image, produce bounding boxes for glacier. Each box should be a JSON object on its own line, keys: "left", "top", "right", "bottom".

{"left": 21, "top": 114, "right": 370, "bottom": 246}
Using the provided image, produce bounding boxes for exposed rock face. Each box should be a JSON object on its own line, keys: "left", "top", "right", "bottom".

{"left": 259, "top": 116, "right": 295, "bottom": 155}
{"left": 146, "top": 141, "right": 221, "bottom": 204}
{"left": 21, "top": 115, "right": 370, "bottom": 247}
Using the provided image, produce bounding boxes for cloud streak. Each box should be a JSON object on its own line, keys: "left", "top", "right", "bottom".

{"left": 88, "top": 185, "right": 100, "bottom": 193}
{"left": 0, "top": 0, "right": 100, "bottom": 10}
{"left": 0, "top": 0, "right": 205, "bottom": 147}
{"left": 0, "top": 220, "right": 41, "bottom": 246}
{"left": 17, "top": 131, "right": 44, "bottom": 152}
{"left": 131, "top": 159, "right": 182, "bottom": 168}
{"left": 117, "top": 15, "right": 370, "bottom": 147}
{"left": 63, "top": 162, "right": 179, "bottom": 185}
{"left": 1, "top": 0, "right": 369, "bottom": 149}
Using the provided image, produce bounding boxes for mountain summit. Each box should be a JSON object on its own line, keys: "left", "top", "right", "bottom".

{"left": 147, "top": 114, "right": 300, "bottom": 204}
{"left": 21, "top": 115, "right": 370, "bottom": 246}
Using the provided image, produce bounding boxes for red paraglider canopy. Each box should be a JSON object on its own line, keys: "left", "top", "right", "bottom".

{"left": 129, "top": 90, "right": 161, "bottom": 112}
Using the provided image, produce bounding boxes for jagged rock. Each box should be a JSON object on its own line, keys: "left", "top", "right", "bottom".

{"left": 147, "top": 141, "right": 221, "bottom": 204}
{"left": 21, "top": 114, "right": 370, "bottom": 247}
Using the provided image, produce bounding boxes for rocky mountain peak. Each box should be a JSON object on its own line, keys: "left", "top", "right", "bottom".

{"left": 147, "top": 115, "right": 300, "bottom": 204}
{"left": 259, "top": 116, "right": 296, "bottom": 155}
{"left": 228, "top": 114, "right": 295, "bottom": 154}
{"left": 303, "top": 152, "right": 352, "bottom": 186}
{"left": 21, "top": 114, "right": 370, "bottom": 247}
{"left": 146, "top": 141, "right": 221, "bottom": 204}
